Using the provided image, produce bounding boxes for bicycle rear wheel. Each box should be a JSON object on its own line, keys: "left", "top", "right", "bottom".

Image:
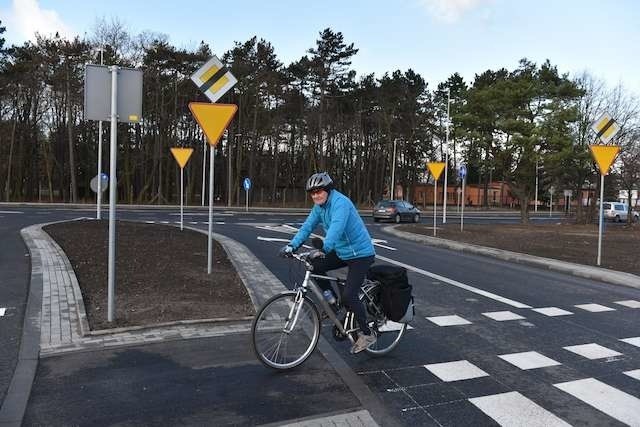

{"left": 348, "top": 292, "right": 407, "bottom": 355}
{"left": 252, "top": 291, "right": 321, "bottom": 370}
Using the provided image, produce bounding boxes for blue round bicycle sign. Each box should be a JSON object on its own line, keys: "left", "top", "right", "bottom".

{"left": 243, "top": 177, "right": 251, "bottom": 191}
{"left": 458, "top": 164, "right": 467, "bottom": 179}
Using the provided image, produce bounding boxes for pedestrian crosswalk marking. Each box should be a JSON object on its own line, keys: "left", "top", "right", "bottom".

{"left": 621, "top": 337, "right": 640, "bottom": 348}
{"left": 563, "top": 343, "right": 622, "bottom": 360}
{"left": 470, "top": 391, "right": 571, "bottom": 427}
{"left": 554, "top": 378, "right": 640, "bottom": 426}
{"left": 482, "top": 310, "right": 525, "bottom": 321}
{"left": 574, "top": 303, "right": 615, "bottom": 312}
{"left": 532, "top": 307, "right": 573, "bottom": 316}
{"left": 614, "top": 300, "right": 640, "bottom": 308}
{"left": 624, "top": 369, "right": 640, "bottom": 381}
{"left": 498, "top": 351, "right": 561, "bottom": 370}
{"left": 426, "top": 315, "right": 471, "bottom": 326}
{"left": 0, "top": 308, "right": 6, "bottom": 317}
{"left": 424, "top": 360, "right": 489, "bottom": 382}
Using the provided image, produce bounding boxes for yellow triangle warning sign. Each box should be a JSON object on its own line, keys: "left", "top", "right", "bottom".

{"left": 170, "top": 147, "right": 194, "bottom": 169}
{"left": 189, "top": 103, "right": 238, "bottom": 147}
{"left": 427, "top": 162, "right": 446, "bottom": 180}
{"left": 589, "top": 145, "right": 620, "bottom": 175}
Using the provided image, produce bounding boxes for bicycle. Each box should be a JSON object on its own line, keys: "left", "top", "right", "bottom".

{"left": 251, "top": 249, "right": 408, "bottom": 370}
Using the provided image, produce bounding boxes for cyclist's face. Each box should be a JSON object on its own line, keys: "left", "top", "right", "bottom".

{"left": 309, "top": 189, "right": 328, "bottom": 205}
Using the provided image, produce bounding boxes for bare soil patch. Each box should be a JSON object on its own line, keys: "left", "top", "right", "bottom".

{"left": 43, "top": 220, "right": 254, "bottom": 330}
{"left": 398, "top": 222, "right": 640, "bottom": 276}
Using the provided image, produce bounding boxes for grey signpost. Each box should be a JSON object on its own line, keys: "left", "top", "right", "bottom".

{"left": 84, "top": 64, "right": 142, "bottom": 322}
{"left": 459, "top": 164, "right": 467, "bottom": 231}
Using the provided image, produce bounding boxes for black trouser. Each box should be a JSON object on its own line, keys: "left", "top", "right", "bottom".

{"left": 311, "top": 251, "right": 375, "bottom": 335}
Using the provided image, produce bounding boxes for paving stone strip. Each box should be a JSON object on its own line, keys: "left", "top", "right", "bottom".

{"left": 23, "top": 222, "right": 285, "bottom": 357}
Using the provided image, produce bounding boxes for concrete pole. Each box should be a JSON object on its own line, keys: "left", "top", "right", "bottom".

{"left": 107, "top": 66, "right": 118, "bottom": 322}
{"left": 433, "top": 180, "right": 437, "bottom": 237}
{"left": 201, "top": 139, "right": 206, "bottom": 206}
{"left": 443, "top": 88, "right": 450, "bottom": 223}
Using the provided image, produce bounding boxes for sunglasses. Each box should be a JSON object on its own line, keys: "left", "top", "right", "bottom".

{"left": 309, "top": 189, "right": 325, "bottom": 195}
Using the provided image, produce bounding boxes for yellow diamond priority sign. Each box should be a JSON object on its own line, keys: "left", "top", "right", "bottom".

{"left": 591, "top": 113, "right": 620, "bottom": 144}
{"left": 170, "top": 148, "right": 194, "bottom": 169}
{"left": 589, "top": 145, "right": 620, "bottom": 176}
{"left": 189, "top": 103, "right": 238, "bottom": 147}
{"left": 427, "top": 162, "right": 446, "bottom": 180}
{"left": 191, "top": 55, "right": 237, "bottom": 103}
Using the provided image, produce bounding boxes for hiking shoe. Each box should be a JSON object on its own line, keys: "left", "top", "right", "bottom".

{"left": 350, "top": 332, "right": 376, "bottom": 354}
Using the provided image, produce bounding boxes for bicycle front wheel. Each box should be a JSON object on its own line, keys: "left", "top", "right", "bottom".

{"left": 252, "top": 291, "right": 321, "bottom": 370}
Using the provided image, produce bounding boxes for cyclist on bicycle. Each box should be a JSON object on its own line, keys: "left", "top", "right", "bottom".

{"left": 279, "top": 172, "right": 377, "bottom": 354}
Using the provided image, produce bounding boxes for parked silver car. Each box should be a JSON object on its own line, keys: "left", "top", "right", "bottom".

{"left": 373, "top": 200, "right": 421, "bottom": 223}
{"left": 602, "top": 202, "right": 639, "bottom": 222}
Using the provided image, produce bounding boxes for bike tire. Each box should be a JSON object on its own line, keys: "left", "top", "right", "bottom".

{"left": 251, "top": 292, "right": 321, "bottom": 370}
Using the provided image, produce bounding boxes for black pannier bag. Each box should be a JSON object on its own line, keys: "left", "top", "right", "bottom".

{"left": 367, "top": 265, "right": 414, "bottom": 323}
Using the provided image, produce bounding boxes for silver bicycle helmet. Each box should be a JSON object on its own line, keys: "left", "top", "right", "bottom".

{"left": 305, "top": 172, "right": 334, "bottom": 192}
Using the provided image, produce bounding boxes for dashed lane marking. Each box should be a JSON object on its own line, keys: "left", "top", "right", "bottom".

{"left": 0, "top": 308, "right": 6, "bottom": 316}
{"left": 563, "top": 343, "right": 622, "bottom": 360}
{"left": 624, "top": 369, "right": 640, "bottom": 381}
{"left": 574, "top": 303, "right": 616, "bottom": 312}
{"left": 498, "top": 351, "right": 561, "bottom": 370}
{"left": 554, "top": 378, "right": 640, "bottom": 426}
{"left": 425, "top": 315, "right": 472, "bottom": 326}
{"left": 531, "top": 307, "right": 573, "bottom": 316}
{"left": 482, "top": 310, "right": 525, "bottom": 321}
{"left": 620, "top": 337, "right": 640, "bottom": 348}
{"left": 0, "top": 210, "right": 23, "bottom": 214}
{"left": 470, "top": 391, "right": 571, "bottom": 427}
{"left": 424, "top": 360, "right": 489, "bottom": 382}
{"left": 615, "top": 300, "right": 640, "bottom": 308}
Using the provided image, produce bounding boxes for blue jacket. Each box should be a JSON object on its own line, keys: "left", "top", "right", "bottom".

{"left": 290, "top": 190, "right": 375, "bottom": 260}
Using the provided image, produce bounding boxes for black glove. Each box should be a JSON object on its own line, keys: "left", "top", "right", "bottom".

{"left": 278, "top": 245, "right": 294, "bottom": 258}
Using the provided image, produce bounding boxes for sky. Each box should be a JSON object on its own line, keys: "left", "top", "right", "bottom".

{"left": 1, "top": 0, "right": 639, "bottom": 95}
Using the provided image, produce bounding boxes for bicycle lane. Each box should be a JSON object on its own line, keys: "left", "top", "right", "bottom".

{"left": 230, "top": 220, "right": 640, "bottom": 426}
{"left": 18, "top": 222, "right": 400, "bottom": 427}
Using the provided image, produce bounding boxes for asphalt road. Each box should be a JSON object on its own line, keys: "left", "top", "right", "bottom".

{"left": 2, "top": 204, "right": 639, "bottom": 426}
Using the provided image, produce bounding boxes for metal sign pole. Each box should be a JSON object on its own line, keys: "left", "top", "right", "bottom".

{"left": 180, "top": 167, "right": 184, "bottom": 230}
{"left": 107, "top": 66, "right": 118, "bottom": 322}
{"left": 97, "top": 120, "right": 103, "bottom": 219}
{"left": 461, "top": 176, "right": 465, "bottom": 232}
{"left": 246, "top": 187, "right": 248, "bottom": 212}
{"left": 433, "top": 180, "right": 437, "bottom": 237}
{"left": 208, "top": 145, "right": 215, "bottom": 274}
{"left": 201, "top": 139, "right": 206, "bottom": 206}
{"left": 597, "top": 174, "right": 605, "bottom": 266}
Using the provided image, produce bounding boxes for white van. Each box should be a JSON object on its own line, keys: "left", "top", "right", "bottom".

{"left": 602, "top": 202, "right": 639, "bottom": 222}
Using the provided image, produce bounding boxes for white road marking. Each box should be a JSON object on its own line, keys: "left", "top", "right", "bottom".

{"left": 620, "top": 337, "right": 640, "bottom": 348}
{"left": 257, "top": 237, "right": 291, "bottom": 243}
{"left": 531, "top": 307, "right": 573, "bottom": 317}
{"left": 424, "top": 360, "right": 489, "bottom": 382}
{"left": 470, "top": 391, "right": 571, "bottom": 427}
{"left": 574, "top": 303, "right": 615, "bottom": 312}
{"left": 482, "top": 311, "right": 525, "bottom": 321}
{"left": 376, "top": 254, "right": 531, "bottom": 309}
{"left": 563, "top": 343, "right": 622, "bottom": 359}
{"left": 614, "top": 300, "right": 640, "bottom": 308}
{"left": 377, "top": 321, "right": 414, "bottom": 331}
{"left": 554, "top": 378, "right": 640, "bottom": 426}
{"left": 426, "top": 315, "right": 471, "bottom": 326}
{"left": 498, "top": 351, "right": 561, "bottom": 370}
{"left": 624, "top": 369, "right": 640, "bottom": 381}
{"left": 0, "top": 308, "right": 6, "bottom": 316}
{"left": 0, "top": 211, "right": 23, "bottom": 214}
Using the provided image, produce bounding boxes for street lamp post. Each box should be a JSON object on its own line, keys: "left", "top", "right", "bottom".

{"left": 443, "top": 88, "right": 451, "bottom": 224}
{"left": 390, "top": 138, "right": 397, "bottom": 199}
